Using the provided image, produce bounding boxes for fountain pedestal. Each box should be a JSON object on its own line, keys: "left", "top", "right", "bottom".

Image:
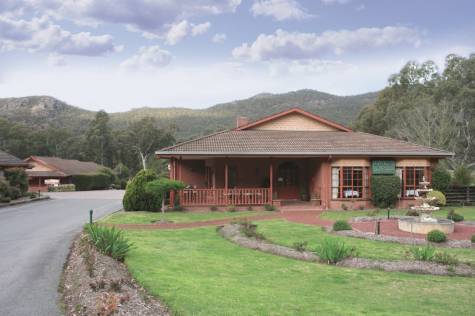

{"left": 397, "top": 177, "right": 454, "bottom": 235}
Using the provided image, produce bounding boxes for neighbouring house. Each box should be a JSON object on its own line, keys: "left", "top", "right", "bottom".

{"left": 0, "top": 150, "right": 30, "bottom": 177}
{"left": 156, "top": 108, "right": 452, "bottom": 210}
{"left": 24, "top": 156, "right": 104, "bottom": 191}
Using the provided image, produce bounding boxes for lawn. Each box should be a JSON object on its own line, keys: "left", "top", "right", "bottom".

{"left": 257, "top": 220, "right": 475, "bottom": 265}
{"left": 124, "top": 227, "right": 475, "bottom": 316}
{"left": 101, "top": 210, "right": 268, "bottom": 224}
{"left": 321, "top": 206, "right": 475, "bottom": 221}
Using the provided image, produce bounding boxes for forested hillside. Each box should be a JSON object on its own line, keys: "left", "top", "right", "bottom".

{"left": 354, "top": 53, "right": 475, "bottom": 174}
{"left": 0, "top": 90, "right": 377, "bottom": 140}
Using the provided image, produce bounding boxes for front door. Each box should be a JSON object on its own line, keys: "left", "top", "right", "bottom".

{"left": 276, "top": 161, "right": 300, "bottom": 200}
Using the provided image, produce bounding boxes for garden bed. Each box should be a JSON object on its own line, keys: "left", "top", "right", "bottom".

{"left": 60, "top": 233, "right": 168, "bottom": 316}
{"left": 219, "top": 223, "right": 475, "bottom": 277}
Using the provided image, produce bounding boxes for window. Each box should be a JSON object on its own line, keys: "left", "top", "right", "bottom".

{"left": 332, "top": 167, "right": 369, "bottom": 199}
{"left": 397, "top": 167, "right": 426, "bottom": 198}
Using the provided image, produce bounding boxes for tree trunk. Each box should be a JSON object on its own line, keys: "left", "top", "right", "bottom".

{"left": 139, "top": 152, "right": 147, "bottom": 170}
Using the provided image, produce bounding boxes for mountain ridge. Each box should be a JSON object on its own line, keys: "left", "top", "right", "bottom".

{"left": 0, "top": 89, "right": 379, "bottom": 140}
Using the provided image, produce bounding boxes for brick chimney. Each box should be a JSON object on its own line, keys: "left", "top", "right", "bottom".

{"left": 236, "top": 116, "right": 250, "bottom": 128}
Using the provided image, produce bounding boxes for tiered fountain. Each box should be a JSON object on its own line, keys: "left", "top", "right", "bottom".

{"left": 398, "top": 177, "right": 455, "bottom": 234}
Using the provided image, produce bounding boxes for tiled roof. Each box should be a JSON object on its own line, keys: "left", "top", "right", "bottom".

{"left": 157, "top": 130, "right": 453, "bottom": 157}
{"left": 27, "top": 156, "right": 104, "bottom": 176}
{"left": 25, "top": 170, "right": 67, "bottom": 178}
{"left": 0, "top": 150, "right": 29, "bottom": 167}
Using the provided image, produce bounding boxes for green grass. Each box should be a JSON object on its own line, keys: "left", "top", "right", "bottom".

{"left": 321, "top": 206, "right": 475, "bottom": 221}
{"left": 257, "top": 220, "right": 475, "bottom": 265}
{"left": 124, "top": 227, "right": 475, "bottom": 316}
{"left": 101, "top": 210, "right": 268, "bottom": 225}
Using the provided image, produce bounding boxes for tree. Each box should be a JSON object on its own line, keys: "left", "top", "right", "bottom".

{"left": 85, "top": 111, "right": 114, "bottom": 167}
{"left": 145, "top": 178, "right": 185, "bottom": 214}
{"left": 124, "top": 117, "right": 174, "bottom": 170}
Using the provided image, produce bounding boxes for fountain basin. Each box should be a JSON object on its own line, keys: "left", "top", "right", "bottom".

{"left": 398, "top": 217, "right": 455, "bottom": 234}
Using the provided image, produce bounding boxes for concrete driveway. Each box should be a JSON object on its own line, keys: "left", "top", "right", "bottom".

{"left": 0, "top": 190, "right": 124, "bottom": 316}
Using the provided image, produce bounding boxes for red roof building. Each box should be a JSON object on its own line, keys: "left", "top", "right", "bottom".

{"left": 156, "top": 108, "right": 452, "bottom": 210}
{"left": 24, "top": 156, "right": 104, "bottom": 191}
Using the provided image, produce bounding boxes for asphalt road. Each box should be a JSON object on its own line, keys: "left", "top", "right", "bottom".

{"left": 0, "top": 190, "right": 124, "bottom": 316}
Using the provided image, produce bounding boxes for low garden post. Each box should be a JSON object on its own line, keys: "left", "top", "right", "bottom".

{"left": 89, "top": 209, "right": 93, "bottom": 224}
{"left": 376, "top": 221, "right": 381, "bottom": 235}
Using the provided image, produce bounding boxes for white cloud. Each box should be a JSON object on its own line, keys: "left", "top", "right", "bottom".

{"left": 267, "top": 59, "right": 354, "bottom": 76}
{"left": 192, "top": 22, "right": 211, "bottom": 36}
{"left": 120, "top": 45, "right": 172, "bottom": 72}
{"left": 0, "top": 15, "right": 119, "bottom": 56}
{"left": 165, "top": 20, "right": 211, "bottom": 45}
{"left": 166, "top": 20, "right": 190, "bottom": 45}
{"left": 43, "top": 0, "right": 240, "bottom": 38}
{"left": 356, "top": 4, "right": 365, "bottom": 11}
{"left": 321, "top": 0, "right": 351, "bottom": 4}
{"left": 212, "top": 33, "right": 227, "bottom": 43}
{"left": 233, "top": 27, "right": 422, "bottom": 61}
{"left": 251, "top": 0, "right": 313, "bottom": 21}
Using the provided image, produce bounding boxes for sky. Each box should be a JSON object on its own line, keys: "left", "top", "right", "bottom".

{"left": 0, "top": 0, "right": 474, "bottom": 112}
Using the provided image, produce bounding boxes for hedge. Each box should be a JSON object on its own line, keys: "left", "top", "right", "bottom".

{"left": 71, "top": 173, "right": 112, "bottom": 191}
{"left": 371, "top": 175, "right": 401, "bottom": 208}
{"left": 48, "top": 184, "right": 76, "bottom": 192}
{"left": 5, "top": 167, "right": 28, "bottom": 195}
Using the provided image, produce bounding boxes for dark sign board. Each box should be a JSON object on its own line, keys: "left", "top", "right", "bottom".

{"left": 371, "top": 160, "right": 396, "bottom": 175}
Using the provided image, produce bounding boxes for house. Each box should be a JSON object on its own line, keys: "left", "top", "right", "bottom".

{"left": 156, "top": 108, "right": 452, "bottom": 210}
{"left": 0, "top": 150, "right": 30, "bottom": 177}
{"left": 24, "top": 156, "right": 104, "bottom": 191}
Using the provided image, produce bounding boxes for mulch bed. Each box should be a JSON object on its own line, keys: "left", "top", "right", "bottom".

{"left": 60, "top": 234, "right": 168, "bottom": 316}
{"left": 219, "top": 224, "right": 475, "bottom": 277}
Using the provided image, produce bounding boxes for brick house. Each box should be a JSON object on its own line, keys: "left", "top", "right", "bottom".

{"left": 156, "top": 108, "right": 452, "bottom": 210}
{"left": 24, "top": 156, "right": 104, "bottom": 191}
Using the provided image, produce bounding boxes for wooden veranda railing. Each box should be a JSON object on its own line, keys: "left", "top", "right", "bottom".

{"left": 178, "top": 188, "right": 271, "bottom": 206}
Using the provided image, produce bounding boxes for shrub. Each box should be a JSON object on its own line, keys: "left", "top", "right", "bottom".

{"left": 406, "top": 209, "right": 419, "bottom": 216}
{"left": 210, "top": 205, "right": 218, "bottom": 212}
{"left": 332, "top": 220, "right": 352, "bottom": 231}
{"left": 264, "top": 204, "right": 276, "bottom": 212}
{"left": 4, "top": 168, "right": 28, "bottom": 194}
{"left": 227, "top": 205, "right": 237, "bottom": 212}
{"left": 292, "top": 241, "right": 308, "bottom": 252}
{"left": 341, "top": 203, "right": 348, "bottom": 211}
{"left": 447, "top": 210, "right": 464, "bottom": 222}
{"left": 471, "top": 235, "right": 475, "bottom": 243}
{"left": 8, "top": 186, "right": 21, "bottom": 200}
{"left": 410, "top": 245, "right": 436, "bottom": 261}
{"left": 316, "top": 238, "right": 356, "bottom": 264}
{"left": 72, "top": 173, "right": 112, "bottom": 191}
{"left": 48, "top": 184, "right": 76, "bottom": 192}
{"left": 238, "top": 220, "right": 265, "bottom": 240}
{"left": 433, "top": 252, "right": 458, "bottom": 265}
{"left": 247, "top": 206, "right": 253, "bottom": 211}
{"left": 452, "top": 164, "right": 473, "bottom": 186}
{"left": 370, "top": 175, "right": 401, "bottom": 208}
{"left": 0, "top": 178, "right": 11, "bottom": 200}
{"left": 144, "top": 178, "right": 186, "bottom": 212}
{"left": 431, "top": 168, "right": 451, "bottom": 193}
{"left": 85, "top": 224, "right": 133, "bottom": 262}
{"left": 427, "top": 190, "right": 446, "bottom": 206}
{"left": 122, "top": 170, "right": 160, "bottom": 212}
{"left": 0, "top": 196, "right": 11, "bottom": 203}
{"left": 427, "top": 230, "right": 447, "bottom": 243}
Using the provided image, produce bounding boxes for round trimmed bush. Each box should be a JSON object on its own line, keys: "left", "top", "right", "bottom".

{"left": 427, "top": 229, "right": 447, "bottom": 243}
{"left": 333, "top": 220, "right": 352, "bottom": 231}
{"left": 123, "top": 169, "right": 161, "bottom": 212}
{"left": 370, "top": 175, "right": 401, "bottom": 208}
{"left": 427, "top": 190, "right": 446, "bottom": 206}
{"left": 447, "top": 210, "right": 464, "bottom": 222}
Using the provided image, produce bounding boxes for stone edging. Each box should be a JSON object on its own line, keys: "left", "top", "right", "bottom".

{"left": 0, "top": 195, "right": 50, "bottom": 208}
{"left": 333, "top": 229, "right": 474, "bottom": 248}
{"left": 218, "top": 224, "right": 474, "bottom": 277}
